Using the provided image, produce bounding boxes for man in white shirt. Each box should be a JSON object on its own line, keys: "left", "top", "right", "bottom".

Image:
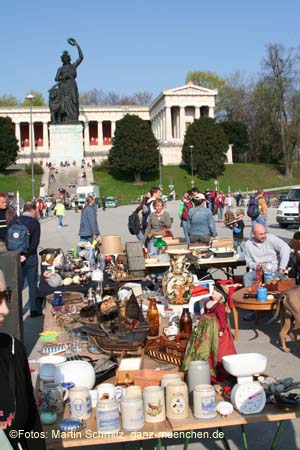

{"left": 243, "top": 223, "right": 290, "bottom": 287}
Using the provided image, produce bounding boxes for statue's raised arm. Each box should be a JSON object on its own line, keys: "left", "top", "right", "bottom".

{"left": 67, "top": 38, "right": 84, "bottom": 68}
{"left": 49, "top": 38, "right": 84, "bottom": 124}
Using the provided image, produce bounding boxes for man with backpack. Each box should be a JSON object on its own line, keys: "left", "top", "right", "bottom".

{"left": 6, "top": 201, "right": 42, "bottom": 318}
{"left": 247, "top": 190, "right": 267, "bottom": 227}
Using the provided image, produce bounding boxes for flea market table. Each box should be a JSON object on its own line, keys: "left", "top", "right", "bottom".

{"left": 231, "top": 287, "right": 285, "bottom": 341}
{"left": 41, "top": 295, "right": 300, "bottom": 450}
{"left": 145, "top": 255, "right": 246, "bottom": 280}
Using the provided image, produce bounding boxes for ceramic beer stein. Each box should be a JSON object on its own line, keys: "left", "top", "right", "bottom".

{"left": 187, "top": 360, "right": 211, "bottom": 393}
{"left": 42, "top": 383, "right": 69, "bottom": 415}
{"left": 166, "top": 381, "right": 189, "bottom": 419}
{"left": 69, "top": 386, "right": 92, "bottom": 420}
{"left": 193, "top": 384, "right": 217, "bottom": 419}
{"left": 143, "top": 386, "right": 166, "bottom": 423}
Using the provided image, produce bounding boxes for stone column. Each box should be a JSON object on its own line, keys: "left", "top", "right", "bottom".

{"left": 180, "top": 107, "right": 185, "bottom": 139}
{"left": 158, "top": 114, "right": 161, "bottom": 139}
{"left": 15, "top": 122, "right": 21, "bottom": 147}
{"left": 84, "top": 122, "right": 90, "bottom": 150}
{"left": 111, "top": 121, "right": 116, "bottom": 139}
{"left": 98, "top": 121, "right": 103, "bottom": 147}
{"left": 195, "top": 107, "right": 200, "bottom": 119}
{"left": 165, "top": 107, "right": 172, "bottom": 141}
{"left": 162, "top": 111, "right": 165, "bottom": 140}
{"left": 209, "top": 107, "right": 214, "bottom": 118}
{"left": 43, "top": 122, "right": 49, "bottom": 150}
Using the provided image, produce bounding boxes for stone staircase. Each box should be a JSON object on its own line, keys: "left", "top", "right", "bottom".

{"left": 40, "top": 165, "right": 94, "bottom": 198}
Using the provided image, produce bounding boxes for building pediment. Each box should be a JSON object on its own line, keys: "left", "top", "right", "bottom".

{"left": 163, "top": 84, "right": 218, "bottom": 96}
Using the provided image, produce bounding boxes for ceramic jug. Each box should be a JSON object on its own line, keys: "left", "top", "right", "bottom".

{"left": 187, "top": 360, "right": 211, "bottom": 393}
{"left": 41, "top": 383, "right": 69, "bottom": 415}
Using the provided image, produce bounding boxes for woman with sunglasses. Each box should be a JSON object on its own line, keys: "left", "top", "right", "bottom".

{"left": 0, "top": 270, "right": 46, "bottom": 450}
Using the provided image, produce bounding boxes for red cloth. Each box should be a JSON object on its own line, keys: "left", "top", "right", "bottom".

{"left": 191, "top": 285, "right": 210, "bottom": 297}
{"left": 204, "top": 301, "right": 237, "bottom": 383}
{"left": 217, "top": 280, "right": 242, "bottom": 309}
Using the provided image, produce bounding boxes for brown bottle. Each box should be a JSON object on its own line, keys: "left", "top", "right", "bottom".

{"left": 179, "top": 307, "right": 192, "bottom": 339}
{"left": 147, "top": 298, "right": 159, "bottom": 337}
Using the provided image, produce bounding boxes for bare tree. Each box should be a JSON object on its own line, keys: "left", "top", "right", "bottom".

{"left": 262, "top": 43, "right": 300, "bottom": 177}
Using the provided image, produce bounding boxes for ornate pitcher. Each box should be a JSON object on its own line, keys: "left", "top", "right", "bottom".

{"left": 162, "top": 249, "right": 194, "bottom": 305}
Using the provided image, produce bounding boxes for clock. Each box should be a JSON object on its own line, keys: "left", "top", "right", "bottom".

{"left": 231, "top": 382, "right": 266, "bottom": 414}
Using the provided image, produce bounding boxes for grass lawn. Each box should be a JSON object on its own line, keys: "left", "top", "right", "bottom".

{"left": 2, "top": 163, "right": 300, "bottom": 204}
{"left": 0, "top": 170, "right": 41, "bottom": 200}
{"left": 93, "top": 163, "right": 300, "bottom": 204}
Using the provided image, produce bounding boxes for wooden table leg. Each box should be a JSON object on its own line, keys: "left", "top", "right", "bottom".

{"left": 232, "top": 304, "right": 239, "bottom": 341}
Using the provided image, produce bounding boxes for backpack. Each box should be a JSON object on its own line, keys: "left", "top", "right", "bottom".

{"left": 6, "top": 218, "right": 30, "bottom": 253}
{"left": 141, "top": 200, "right": 153, "bottom": 230}
{"left": 247, "top": 197, "right": 259, "bottom": 219}
{"left": 128, "top": 209, "right": 141, "bottom": 235}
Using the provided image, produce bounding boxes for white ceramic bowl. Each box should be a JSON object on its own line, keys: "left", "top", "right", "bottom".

{"left": 38, "top": 355, "right": 66, "bottom": 365}
{"left": 222, "top": 353, "right": 267, "bottom": 377}
{"left": 54, "top": 360, "right": 96, "bottom": 389}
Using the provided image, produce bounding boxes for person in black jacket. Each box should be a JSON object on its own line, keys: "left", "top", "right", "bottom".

{"left": 6, "top": 202, "right": 42, "bottom": 318}
{"left": 0, "top": 269, "right": 46, "bottom": 450}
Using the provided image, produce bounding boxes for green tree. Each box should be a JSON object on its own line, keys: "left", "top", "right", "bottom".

{"left": 0, "top": 95, "right": 19, "bottom": 106}
{"left": 182, "top": 118, "right": 228, "bottom": 180}
{"left": 108, "top": 114, "right": 158, "bottom": 183}
{"left": 220, "top": 121, "right": 249, "bottom": 162}
{"left": 0, "top": 117, "right": 19, "bottom": 172}
{"left": 22, "top": 91, "right": 46, "bottom": 106}
{"left": 185, "top": 70, "right": 226, "bottom": 118}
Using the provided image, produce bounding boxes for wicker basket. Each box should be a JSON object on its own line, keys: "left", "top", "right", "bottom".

{"left": 133, "top": 369, "right": 184, "bottom": 388}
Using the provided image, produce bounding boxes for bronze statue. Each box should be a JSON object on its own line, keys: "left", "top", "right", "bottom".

{"left": 49, "top": 38, "right": 84, "bottom": 124}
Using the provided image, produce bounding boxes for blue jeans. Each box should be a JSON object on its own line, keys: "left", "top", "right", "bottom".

{"left": 252, "top": 215, "right": 266, "bottom": 227}
{"left": 218, "top": 207, "right": 224, "bottom": 220}
{"left": 182, "top": 220, "right": 190, "bottom": 243}
{"left": 147, "top": 238, "right": 159, "bottom": 255}
{"left": 57, "top": 215, "right": 63, "bottom": 227}
{"left": 21, "top": 254, "right": 40, "bottom": 312}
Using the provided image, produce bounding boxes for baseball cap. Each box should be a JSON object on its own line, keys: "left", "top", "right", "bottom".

{"left": 194, "top": 193, "right": 205, "bottom": 200}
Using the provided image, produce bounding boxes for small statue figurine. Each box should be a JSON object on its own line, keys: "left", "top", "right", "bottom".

{"left": 49, "top": 38, "right": 84, "bottom": 124}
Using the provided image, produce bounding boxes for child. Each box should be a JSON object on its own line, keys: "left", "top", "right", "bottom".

{"left": 226, "top": 208, "right": 245, "bottom": 252}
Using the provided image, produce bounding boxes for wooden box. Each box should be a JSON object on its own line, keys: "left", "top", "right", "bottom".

{"left": 210, "top": 238, "right": 233, "bottom": 249}
{"left": 133, "top": 368, "right": 184, "bottom": 388}
{"left": 266, "top": 278, "right": 296, "bottom": 292}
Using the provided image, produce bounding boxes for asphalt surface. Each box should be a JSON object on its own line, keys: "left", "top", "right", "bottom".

{"left": 23, "top": 201, "right": 300, "bottom": 450}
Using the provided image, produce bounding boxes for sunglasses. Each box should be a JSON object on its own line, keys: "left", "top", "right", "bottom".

{"left": 0, "top": 288, "right": 12, "bottom": 305}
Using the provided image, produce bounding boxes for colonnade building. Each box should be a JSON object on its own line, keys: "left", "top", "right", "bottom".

{"left": 0, "top": 83, "right": 230, "bottom": 165}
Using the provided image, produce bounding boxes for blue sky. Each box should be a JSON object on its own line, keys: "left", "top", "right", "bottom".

{"left": 1, "top": 0, "right": 299, "bottom": 101}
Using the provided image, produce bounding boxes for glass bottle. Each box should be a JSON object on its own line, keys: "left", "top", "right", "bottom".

{"left": 147, "top": 298, "right": 159, "bottom": 337}
{"left": 255, "top": 265, "right": 263, "bottom": 285}
{"left": 179, "top": 307, "right": 192, "bottom": 338}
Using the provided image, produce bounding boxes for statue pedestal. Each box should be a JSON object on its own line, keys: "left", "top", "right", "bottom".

{"left": 49, "top": 124, "right": 84, "bottom": 164}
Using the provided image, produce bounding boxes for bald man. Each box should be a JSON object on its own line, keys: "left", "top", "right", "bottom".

{"left": 243, "top": 223, "right": 291, "bottom": 287}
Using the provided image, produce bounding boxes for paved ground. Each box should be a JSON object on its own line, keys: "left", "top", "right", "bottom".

{"left": 23, "top": 202, "right": 300, "bottom": 450}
